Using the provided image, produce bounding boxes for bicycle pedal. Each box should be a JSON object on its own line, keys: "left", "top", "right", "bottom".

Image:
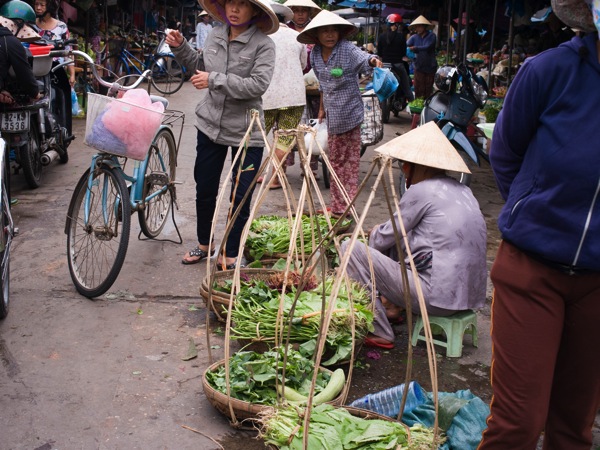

{"left": 146, "top": 172, "right": 169, "bottom": 186}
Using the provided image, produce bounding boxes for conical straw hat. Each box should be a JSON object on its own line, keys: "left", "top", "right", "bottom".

{"left": 270, "top": 0, "right": 293, "bottom": 23}
{"left": 296, "top": 9, "right": 357, "bottom": 44}
{"left": 409, "top": 15, "right": 433, "bottom": 30}
{"left": 375, "top": 121, "right": 471, "bottom": 174}
{"left": 199, "top": 0, "right": 279, "bottom": 35}
{"left": 283, "top": 0, "right": 321, "bottom": 17}
{"left": 551, "top": 0, "right": 595, "bottom": 32}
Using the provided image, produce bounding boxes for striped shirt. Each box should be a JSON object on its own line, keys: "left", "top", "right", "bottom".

{"left": 310, "top": 39, "right": 372, "bottom": 135}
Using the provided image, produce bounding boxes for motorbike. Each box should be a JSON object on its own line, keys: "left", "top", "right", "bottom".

{"left": 380, "top": 61, "right": 411, "bottom": 124}
{"left": 0, "top": 39, "right": 74, "bottom": 189}
{"left": 418, "top": 62, "right": 490, "bottom": 186}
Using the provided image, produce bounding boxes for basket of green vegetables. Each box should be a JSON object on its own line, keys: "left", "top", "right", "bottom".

{"left": 244, "top": 214, "right": 353, "bottom": 262}
{"left": 258, "top": 403, "right": 444, "bottom": 449}
{"left": 202, "top": 347, "right": 346, "bottom": 423}
{"left": 230, "top": 275, "right": 373, "bottom": 366}
{"left": 200, "top": 266, "right": 315, "bottom": 320}
{"left": 200, "top": 268, "right": 285, "bottom": 319}
{"left": 408, "top": 98, "right": 425, "bottom": 115}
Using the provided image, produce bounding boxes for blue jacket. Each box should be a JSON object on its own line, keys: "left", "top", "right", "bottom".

{"left": 491, "top": 33, "right": 600, "bottom": 270}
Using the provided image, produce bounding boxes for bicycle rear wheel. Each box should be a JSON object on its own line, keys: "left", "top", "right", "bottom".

{"left": 138, "top": 128, "right": 177, "bottom": 238}
{"left": 66, "top": 164, "right": 131, "bottom": 298}
{"left": 150, "top": 56, "right": 185, "bottom": 95}
{"left": 0, "top": 162, "right": 11, "bottom": 319}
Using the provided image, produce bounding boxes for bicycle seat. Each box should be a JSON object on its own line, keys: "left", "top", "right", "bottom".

{"left": 150, "top": 95, "right": 169, "bottom": 109}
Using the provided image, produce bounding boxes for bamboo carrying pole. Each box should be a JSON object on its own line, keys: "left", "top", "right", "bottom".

{"left": 201, "top": 112, "right": 443, "bottom": 446}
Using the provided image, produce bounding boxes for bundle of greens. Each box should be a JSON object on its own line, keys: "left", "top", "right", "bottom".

{"left": 230, "top": 276, "right": 373, "bottom": 366}
{"left": 259, "top": 404, "right": 443, "bottom": 449}
{"left": 205, "top": 347, "right": 333, "bottom": 406}
{"left": 246, "top": 215, "right": 351, "bottom": 261}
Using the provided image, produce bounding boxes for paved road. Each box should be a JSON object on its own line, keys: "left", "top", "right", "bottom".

{"left": 1, "top": 82, "right": 597, "bottom": 449}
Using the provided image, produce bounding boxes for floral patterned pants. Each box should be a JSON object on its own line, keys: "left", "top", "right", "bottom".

{"left": 328, "top": 125, "right": 361, "bottom": 215}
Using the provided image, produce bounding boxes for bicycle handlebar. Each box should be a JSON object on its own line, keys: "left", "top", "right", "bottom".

{"left": 54, "top": 50, "right": 152, "bottom": 96}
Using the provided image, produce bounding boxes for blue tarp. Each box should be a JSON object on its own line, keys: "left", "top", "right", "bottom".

{"left": 335, "top": 0, "right": 378, "bottom": 9}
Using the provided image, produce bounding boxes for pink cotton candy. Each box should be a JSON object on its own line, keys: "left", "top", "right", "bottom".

{"left": 101, "top": 89, "right": 165, "bottom": 160}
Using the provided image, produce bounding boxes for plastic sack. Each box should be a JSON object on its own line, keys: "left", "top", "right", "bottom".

{"left": 348, "top": 381, "right": 427, "bottom": 417}
{"left": 71, "top": 88, "right": 81, "bottom": 116}
{"left": 402, "top": 389, "right": 490, "bottom": 450}
{"left": 304, "top": 119, "right": 328, "bottom": 155}
{"left": 373, "top": 67, "right": 399, "bottom": 102}
{"left": 304, "top": 69, "right": 319, "bottom": 89}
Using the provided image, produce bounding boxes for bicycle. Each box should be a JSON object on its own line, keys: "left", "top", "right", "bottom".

{"left": 64, "top": 50, "right": 185, "bottom": 298}
{"left": 0, "top": 132, "right": 16, "bottom": 318}
{"left": 110, "top": 29, "right": 186, "bottom": 95}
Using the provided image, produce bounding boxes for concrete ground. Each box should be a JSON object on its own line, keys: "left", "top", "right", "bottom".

{"left": 0, "top": 81, "right": 597, "bottom": 449}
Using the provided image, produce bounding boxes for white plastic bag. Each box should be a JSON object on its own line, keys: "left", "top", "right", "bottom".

{"left": 304, "top": 119, "right": 328, "bottom": 155}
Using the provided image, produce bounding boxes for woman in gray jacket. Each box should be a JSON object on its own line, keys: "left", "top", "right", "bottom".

{"left": 165, "top": 0, "right": 276, "bottom": 269}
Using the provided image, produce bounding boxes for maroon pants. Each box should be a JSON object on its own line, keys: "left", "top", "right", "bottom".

{"left": 478, "top": 241, "right": 600, "bottom": 450}
{"left": 413, "top": 71, "right": 435, "bottom": 100}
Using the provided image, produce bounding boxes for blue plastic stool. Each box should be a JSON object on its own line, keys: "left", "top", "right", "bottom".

{"left": 411, "top": 310, "right": 478, "bottom": 357}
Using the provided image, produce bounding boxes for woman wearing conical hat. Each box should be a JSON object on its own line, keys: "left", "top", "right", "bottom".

{"left": 406, "top": 15, "right": 437, "bottom": 99}
{"left": 165, "top": 0, "right": 277, "bottom": 269}
{"left": 341, "top": 123, "right": 487, "bottom": 349}
{"left": 297, "top": 10, "right": 383, "bottom": 218}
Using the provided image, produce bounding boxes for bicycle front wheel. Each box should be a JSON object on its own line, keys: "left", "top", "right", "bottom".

{"left": 66, "top": 164, "right": 131, "bottom": 298}
{"left": 138, "top": 128, "right": 177, "bottom": 238}
{"left": 150, "top": 56, "right": 185, "bottom": 95}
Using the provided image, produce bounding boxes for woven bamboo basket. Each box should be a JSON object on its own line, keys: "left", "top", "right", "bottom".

{"left": 202, "top": 359, "right": 344, "bottom": 423}
{"left": 199, "top": 268, "right": 283, "bottom": 320}
{"left": 263, "top": 406, "right": 407, "bottom": 449}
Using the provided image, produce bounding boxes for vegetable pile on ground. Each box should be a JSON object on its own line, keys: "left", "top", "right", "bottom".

{"left": 205, "top": 347, "right": 345, "bottom": 406}
{"left": 259, "top": 403, "right": 444, "bottom": 449}
{"left": 245, "top": 215, "right": 352, "bottom": 261}
{"left": 230, "top": 275, "right": 373, "bottom": 366}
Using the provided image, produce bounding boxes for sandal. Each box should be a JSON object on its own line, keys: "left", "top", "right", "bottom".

{"left": 364, "top": 336, "right": 395, "bottom": 349}
{"left": 182, "top": 246, "right": 215, "bottom": 265}
{"left": 216, "top": 259, "right": 245, "bottom": 271}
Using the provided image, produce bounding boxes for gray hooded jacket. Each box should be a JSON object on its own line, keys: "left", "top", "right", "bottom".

{"left": 171, "top": 24, "right": 275, "bottom": 147}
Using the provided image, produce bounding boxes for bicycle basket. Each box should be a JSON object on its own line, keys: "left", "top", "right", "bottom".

{"left": 107, "top": 38, "right": 126, "bottom": 54}
{"left": 84, "top": 93, "right": 164, "bottom": 161}
{"left": 360, "top": 91, "right": 383, "bottom": 147}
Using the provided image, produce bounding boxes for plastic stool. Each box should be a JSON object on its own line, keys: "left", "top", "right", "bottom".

{"left": 411, "top": 310, "right": 478, "bottom": 357}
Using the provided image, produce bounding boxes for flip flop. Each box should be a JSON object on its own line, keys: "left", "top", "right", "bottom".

{"left": 364, "top": 336, "right": 395, "bottom": 349}
{"left": 269, "top": 184, "right": 283, "bottom": 190}
{"left": 182, "top": 247, "right": 215, "bottom": 265}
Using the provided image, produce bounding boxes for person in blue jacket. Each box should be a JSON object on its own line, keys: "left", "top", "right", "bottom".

{"left": 478, "top": 0, "right": 600, "bottom": 448}
{"left": 406, "top": 15, "right": 437, "bottom": 99}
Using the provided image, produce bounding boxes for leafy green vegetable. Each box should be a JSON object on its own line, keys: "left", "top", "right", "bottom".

{"left": 205, "top": 347, "right": 330, "bottom": 405}
{"left": 408, "top": 98, "right": 425, "bottom": 110}
{"left": 259, "top": 404, "right": 445, "bottom": 449}
{"left": 246, "top": 215, "right": 351, "bottom": 261}
{"left": 230, "top": 276, "right": 373, "bottom": 366}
